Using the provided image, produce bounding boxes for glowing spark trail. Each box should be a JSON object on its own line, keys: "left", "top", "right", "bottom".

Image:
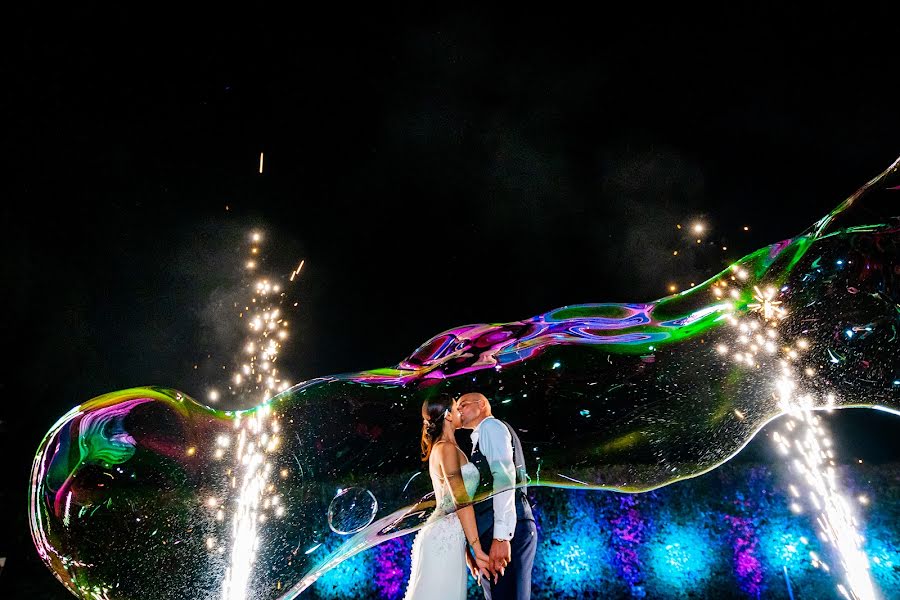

{"left": 289, "top": 260, "right": 304, "bottom": 282}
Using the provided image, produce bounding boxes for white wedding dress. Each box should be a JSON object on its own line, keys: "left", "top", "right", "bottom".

{"left": 403, "top": 457, "right": 481, "bottom": 600}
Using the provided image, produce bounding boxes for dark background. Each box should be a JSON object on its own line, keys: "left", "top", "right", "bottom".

{"left": 3, "top": 4, "right": 899, "bottom": 597}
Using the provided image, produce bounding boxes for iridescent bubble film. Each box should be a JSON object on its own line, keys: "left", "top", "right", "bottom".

{"left": 29, "top": 156, "right": 900, "bottom": 599}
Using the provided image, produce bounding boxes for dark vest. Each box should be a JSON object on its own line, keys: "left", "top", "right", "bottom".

{"left": 470, "top": 419, "right": 535, "bottom": 537}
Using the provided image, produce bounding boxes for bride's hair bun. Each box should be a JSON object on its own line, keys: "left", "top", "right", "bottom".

{"left": 420, "top": 395, "right": 454, "bottom": 461}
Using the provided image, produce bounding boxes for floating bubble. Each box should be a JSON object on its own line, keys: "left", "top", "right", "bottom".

{"left": 29, "top": 156, "right": 900, "bottom": 599}
{"left": 327, "top": 487, "right": 378, "bottom": 535}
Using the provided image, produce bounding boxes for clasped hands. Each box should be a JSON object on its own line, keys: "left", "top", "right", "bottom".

{"left": 466, "top": 539, "right": 512, "bottom": 584}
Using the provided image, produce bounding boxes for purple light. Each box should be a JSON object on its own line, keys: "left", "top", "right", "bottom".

{"left": 725, "top": 491, "right": 765, "bottom": 598}
{"left": 611, "top": 494, "right": 647, "bottom": 596}
{"left": 373, "top": 536, "right": 411, "bottom": 599}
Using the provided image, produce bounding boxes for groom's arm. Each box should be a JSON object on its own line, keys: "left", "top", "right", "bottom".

{"left": 477, "top": 419, "right": 517, "bottom": 541}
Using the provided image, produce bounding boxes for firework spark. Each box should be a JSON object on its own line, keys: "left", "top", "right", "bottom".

{"left": 748, "top": 285, "right": 786, "bottom": 321}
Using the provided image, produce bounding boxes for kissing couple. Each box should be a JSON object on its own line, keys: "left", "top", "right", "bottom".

{"left": 403, "top": 392, "right": 537, "bottom": 600}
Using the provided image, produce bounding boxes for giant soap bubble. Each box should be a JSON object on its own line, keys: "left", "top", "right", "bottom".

{"left": 30, "top": 156, "right": 899, "bottom": 599}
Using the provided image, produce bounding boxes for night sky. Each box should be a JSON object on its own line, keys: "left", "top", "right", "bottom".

{"left": 3, "top": 5, "right": 900, "bottom": 597}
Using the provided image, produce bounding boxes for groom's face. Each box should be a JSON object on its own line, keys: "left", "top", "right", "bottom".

{"left": 456, "top": 395, "right": 482, "bottom": 428}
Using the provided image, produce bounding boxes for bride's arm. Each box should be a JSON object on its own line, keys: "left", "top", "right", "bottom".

{"left": 436, "top": 444, "right": 489, "bottom": 564}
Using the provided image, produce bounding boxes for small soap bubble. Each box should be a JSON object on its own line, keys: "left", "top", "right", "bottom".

{"left": 327, "top": 487, "right": 378, "bottom": 535}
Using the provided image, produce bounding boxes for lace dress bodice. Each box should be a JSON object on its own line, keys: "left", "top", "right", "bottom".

{"left": 433, "top": 462, "right": 480, "bottom": 517}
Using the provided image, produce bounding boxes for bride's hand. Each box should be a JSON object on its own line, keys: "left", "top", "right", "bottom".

{"left": 474, "top": 545, "right": 491, "bottom": 571}
{"left": 465, "top": 550, "right": 480, "bottom": 580}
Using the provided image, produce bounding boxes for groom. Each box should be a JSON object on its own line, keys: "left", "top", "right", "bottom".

{"left": 456, "top": 392, "right": 537, "bottom": 600}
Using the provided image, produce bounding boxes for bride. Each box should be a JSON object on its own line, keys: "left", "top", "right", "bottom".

{"left": 403, "top": 394, "right": 490, "bottom": 599}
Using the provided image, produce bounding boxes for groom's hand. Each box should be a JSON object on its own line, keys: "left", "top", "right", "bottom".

{"left": 489, "top": 539, "right": 512, "bottom": 581}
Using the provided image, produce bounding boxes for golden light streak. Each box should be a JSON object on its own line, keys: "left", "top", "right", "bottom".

{"left": 290, "top": 259, "right": 305, "bottom": 282}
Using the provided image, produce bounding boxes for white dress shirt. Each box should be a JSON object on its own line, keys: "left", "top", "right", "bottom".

{"left": 470, "top": 416, "right": 517, "bottom": 540}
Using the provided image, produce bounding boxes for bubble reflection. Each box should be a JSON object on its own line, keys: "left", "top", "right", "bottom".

{"left": 29, "top": 156, "right": 900, "bottom": 599}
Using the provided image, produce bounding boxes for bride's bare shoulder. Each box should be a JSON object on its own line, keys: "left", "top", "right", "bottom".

{"left": 430, "top": 441, "right": 465, "bottom": 468}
